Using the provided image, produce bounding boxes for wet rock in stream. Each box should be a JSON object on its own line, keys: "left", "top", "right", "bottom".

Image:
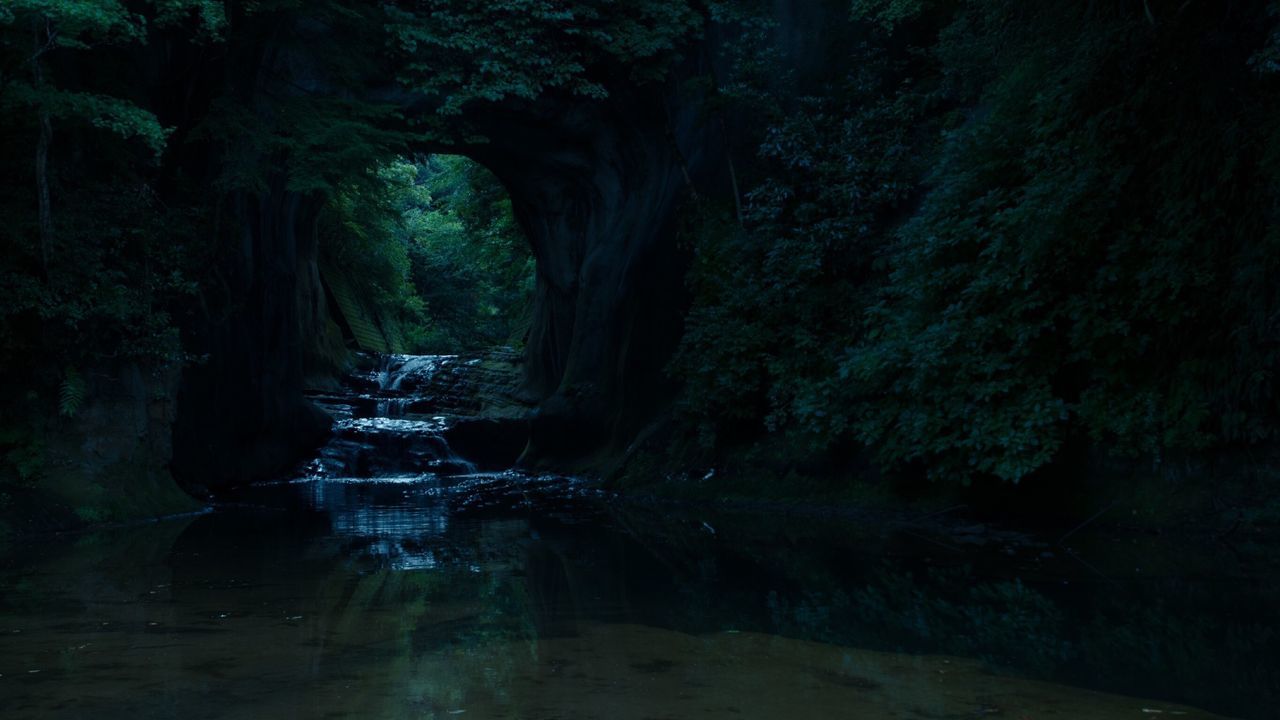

{"left": 298, "top": 351, "right": 534, "bottom": 482}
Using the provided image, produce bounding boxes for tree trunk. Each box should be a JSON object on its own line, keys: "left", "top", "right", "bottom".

{"left": 32, "top": 17, "right": 52, "bottom": 277}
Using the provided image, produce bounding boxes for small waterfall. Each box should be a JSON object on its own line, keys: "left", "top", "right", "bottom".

{"left": 374, "top": 354, "right": 392, "bottom": 390}
{"left": 373, "top": 396, "right": 410, "bottom": 418}
{"left": 303, "top": 352, "right": 484, "bottom": 480}
{"left": 388, "top": 398, "right": 408, "bottom": 418}
{"left": 383, "top": 354, "right": 455, "bottom": 393}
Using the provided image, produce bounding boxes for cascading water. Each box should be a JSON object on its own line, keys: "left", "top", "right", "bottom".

{"left": 304, "top": 353, "right": 480, "bottom": 481}
{"left": 279, "top": 350, "right": 585, "bottom": 570}
{"left": 374, "top": 353, "right": 457, "bottom": 393}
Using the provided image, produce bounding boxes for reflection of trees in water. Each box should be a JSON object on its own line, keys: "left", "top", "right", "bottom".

{"left": 326, "top": 516, "right": 726, "bottom": 713}
{"left": 590, "top": 505, "right": 1280, "bottom": 718}
{"left": 302, "top": 517, "right": 543, "bottom": 712}
{"left": 170, "top": 497, "right": 1280, "bottom": 719}
{"left": 1077, "top": 589, "right": 1280, "bottom": 717}
{"left": 771, "top": 566, "right": 1072, "bottom": 675}
{"left": 3, "top": 508, "right": 1277, "bottom": 718}
{"left": 760, "top": 564, "right": 1280, "bottom": 719}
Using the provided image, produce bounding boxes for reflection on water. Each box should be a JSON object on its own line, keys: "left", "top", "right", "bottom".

{"left": 0, "top": 475, "right": 1275, "bottom": 719}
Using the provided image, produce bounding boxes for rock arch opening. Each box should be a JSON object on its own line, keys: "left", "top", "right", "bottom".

{"left": 313, "top": 154, "right": 535, "bottom": 361}
{"left": 170, "top": 12, "right": 730, "bottom": 491}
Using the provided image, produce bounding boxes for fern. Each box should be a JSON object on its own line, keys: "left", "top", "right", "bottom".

{"left": 59, "top": 368, "right": 87, "bottom": 418}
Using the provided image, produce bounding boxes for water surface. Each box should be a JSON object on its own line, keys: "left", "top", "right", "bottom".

{"left": 4, "top": 354, "right": 1277, "bottom": 719}
{"left": 1, "top": 471, "right": 1276, "bottom": 719}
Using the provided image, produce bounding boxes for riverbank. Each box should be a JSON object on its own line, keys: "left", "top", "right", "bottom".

{"left": 606, "top": 420, "right": 1280, "bottom": 542}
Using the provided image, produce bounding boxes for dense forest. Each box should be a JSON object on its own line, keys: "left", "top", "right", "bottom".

{"left": 1, "top": 0, "right": 1279, "bottom": 524}
{"left": 3, "top": 3, "right": 1280, "bottom": 719}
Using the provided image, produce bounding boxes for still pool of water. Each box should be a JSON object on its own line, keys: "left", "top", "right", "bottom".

{"left": 1, "top": 474, "right": 1276, "bottom": 719}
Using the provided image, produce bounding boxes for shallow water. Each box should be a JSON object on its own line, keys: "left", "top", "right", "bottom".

{"left": 1, "top": 473, "right": 1276, "bottom": 719}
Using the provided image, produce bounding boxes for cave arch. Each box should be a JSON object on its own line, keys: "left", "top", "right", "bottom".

{"left": 170, "top": 32, "right": 728, "bottom": 488}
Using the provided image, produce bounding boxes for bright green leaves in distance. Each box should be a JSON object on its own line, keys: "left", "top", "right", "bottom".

{"left": 319, "top": 156, "right": 534, "bottom": 355}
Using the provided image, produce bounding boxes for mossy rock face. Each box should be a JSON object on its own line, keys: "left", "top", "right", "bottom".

{"left": 35, "top": 362, "right": 198, "bottom": 531}
{"left": 321, "top": 264, "right": 404, "bottom": 355}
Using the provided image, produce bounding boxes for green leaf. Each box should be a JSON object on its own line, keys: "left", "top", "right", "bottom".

{"left": 59, "top": 368, "right": 86, "bottom": 418}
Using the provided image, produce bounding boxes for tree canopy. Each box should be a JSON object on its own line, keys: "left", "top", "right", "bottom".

{"left": 3, "top": 0, "right": 1280, "bottom": 497}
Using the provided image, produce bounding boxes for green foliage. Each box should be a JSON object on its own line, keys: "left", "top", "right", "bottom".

{"left": 1, "top": 86, "right": 172, "bottom": 155}
{"left": 848, "top": 3, "right": 1280, "bottom": 480}
{"left": 1, "top": 0, "right": 225, "bottom": 153}
{"left": 849, "top": 0, "right": 927, "bottom": 31}
{"left": 0, "top": 179, "right": 204, "bottom": 368}
{"left": 196, "top": 0, "right": 709, "bottom": 175}
{"left": 385, "top": 0, "right": 702, "bottom": 118}
{"left": 675, "top": 1, "right": 1280, "bottom": 482}
{"left": 404, "top": 156, "right": 534, "bottom": 352}
{"left": 155, "top": 0, "right": 226, "bottom": 39}
{"left": 0, "top": 0, "right": 218, "bottom": 382}
{"left": 2, "top": 0, "right": 1275, "bottom": 498}
{"left": 318, "top": 161, "right": 427, "bottom": 351}
{"left": 1, "top": 1, "right": 146, "bottom": 46}
{"left": 673, "top": 10, "right": 928, "bottom": 450}
{"left": 58, "top": 367, "right": 86, "bottom": 418}
{"left": 0, "top": 0, "right": 228, "bottom": 41}
{"left": 318, "top": 155, "right": 533, "bottom": 354}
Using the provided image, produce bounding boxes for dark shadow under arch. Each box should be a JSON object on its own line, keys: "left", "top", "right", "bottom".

{"left": 170, "top": 30, "right": 732, "bottom": 489}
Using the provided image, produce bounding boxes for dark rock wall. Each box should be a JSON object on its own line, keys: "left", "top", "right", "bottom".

{"left": 34, "top": 363, "right": 197, "bottom": 528}
{"left": 170, "top": 26, "right": 337, "bottom": 490}
{"left": 468, "top": 84, "right": 718, "bottom": 466}
{"left": 172, "top": 181, "right": 332, "bottom": 490}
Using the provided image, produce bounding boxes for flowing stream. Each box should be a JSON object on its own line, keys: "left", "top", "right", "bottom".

{"left": 1, "top": 355, "right": 1277, "bottom": 719}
